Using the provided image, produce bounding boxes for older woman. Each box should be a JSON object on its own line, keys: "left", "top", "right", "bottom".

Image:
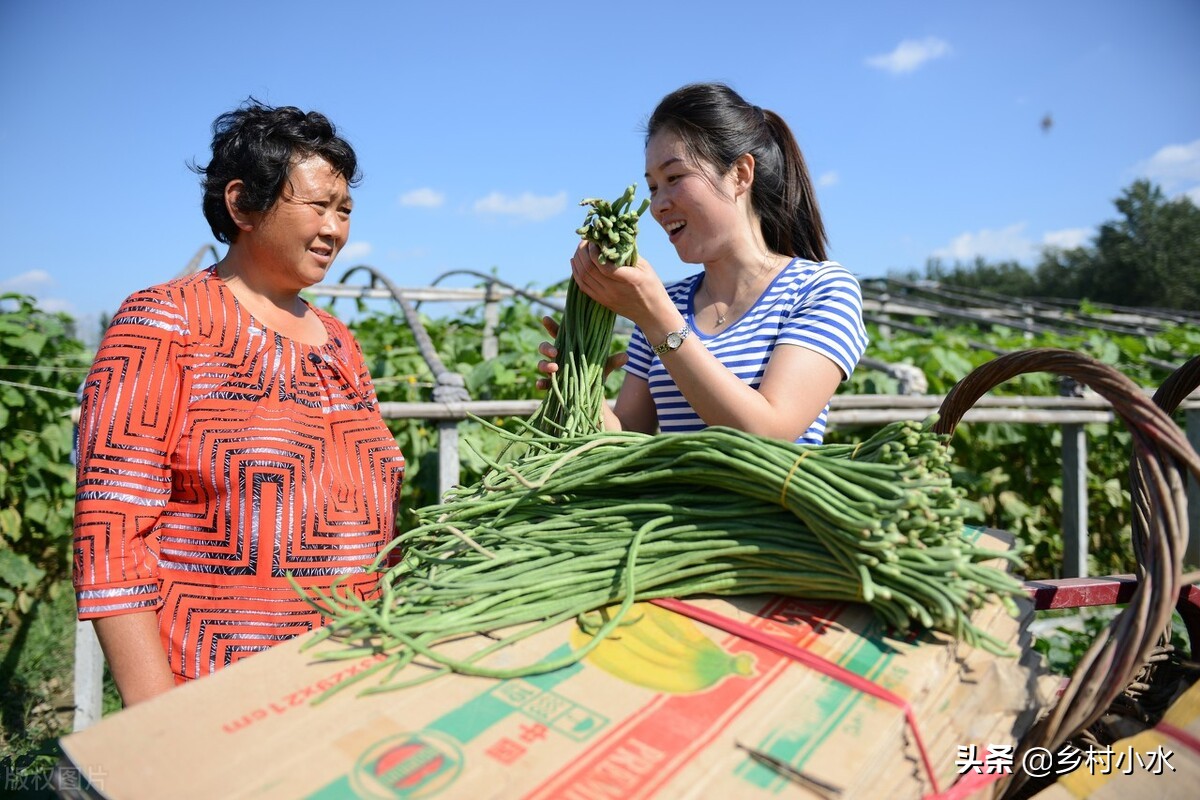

{"left": 73, "top": 101, "right": 405, "bottom": 705}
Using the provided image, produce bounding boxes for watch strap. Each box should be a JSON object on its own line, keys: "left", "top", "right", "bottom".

{"left": 652, "top": 325, "right": 691, "bottom": 355}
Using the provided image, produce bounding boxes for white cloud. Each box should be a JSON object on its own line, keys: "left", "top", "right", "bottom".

{"left": 339, "top": 241, "right": 372, "bottom": 263}
{"left": 399, "top": 187, "right": 445, "bottom": 208}
{"left": 0, "top": 269, "right": 54, "bottom": 291}
{"left": 932, "top": 224, "right": 1097, "bottom": 262}
{"left": 37, "top": 297, "right": 74, "bottom": 313}
{"left": 817, "top": 171, "right": 839, "bottom": 188}
{"left": 1134, "top": 139, "right": 1200, "bottom": 200}
{"left": 1187, "top": 186, "right": 1200, "bottom": 205}
{"left": 0, "top": 270, "right": 75, "bottom": 317}
{"left": 1138, "top": 139, "right": 1200, "bottom": 183}
{"left": 932, "top": 223, "right": 1034, "bottom": 262}
{"left": 866, "top": 37, "right": 951, "bottom": 74}
{"left": 1041, "top": 227, "right": 1090, "bottom": 250}
{"left": 473, "top": 191, "right": 568, "bottom": 222}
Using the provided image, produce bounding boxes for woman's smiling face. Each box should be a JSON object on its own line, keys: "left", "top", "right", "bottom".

{"left": 644, "top": 130, "right": 742, "bottom": 266}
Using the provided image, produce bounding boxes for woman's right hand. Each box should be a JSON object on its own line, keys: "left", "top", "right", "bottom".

{"left": 535, "top": 315, "right": 627, "bottom": 392}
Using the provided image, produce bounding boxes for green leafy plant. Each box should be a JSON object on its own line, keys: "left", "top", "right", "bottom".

{"left": 0, "top": 293, "right": 95, "bottom": 791}
{"left": 0, "top": 294, "right": 90, "bottom": 617}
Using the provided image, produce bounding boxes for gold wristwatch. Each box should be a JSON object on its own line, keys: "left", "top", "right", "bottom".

{"left": 652, "top": 325, "right": 690, "bottom": 355}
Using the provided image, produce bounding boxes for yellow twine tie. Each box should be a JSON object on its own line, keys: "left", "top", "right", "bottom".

{"left": 779, "top": 451, "right": 813, "bottom": 507}
{"left": 851, "top": 442, "right": 863, "bottom": 459}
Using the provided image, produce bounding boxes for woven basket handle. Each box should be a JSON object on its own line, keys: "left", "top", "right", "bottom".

{"left": 928, "top": 349, "right": 1200, "bottom": 799}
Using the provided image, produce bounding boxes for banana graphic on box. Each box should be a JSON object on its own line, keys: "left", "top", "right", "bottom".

{"left": 570, "top": 602, "right": 757, "bottom": 694}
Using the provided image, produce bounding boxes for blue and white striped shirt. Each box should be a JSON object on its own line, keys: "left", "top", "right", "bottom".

{"left": 624, "top": 259, "right": 868, "bottom": 445}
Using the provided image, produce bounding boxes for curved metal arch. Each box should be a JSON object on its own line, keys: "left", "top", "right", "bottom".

{"left": 426, "top": 269, "right": 566, "bottom": 314}
{"left": 336, "top": 264, "right": 469, "bottom": 403}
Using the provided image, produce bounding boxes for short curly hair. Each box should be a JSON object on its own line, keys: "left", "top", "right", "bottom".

{"left": 192, "top": 99, "right": 361, "bottom": 244}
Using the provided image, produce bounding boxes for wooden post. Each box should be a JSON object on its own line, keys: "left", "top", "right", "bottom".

{"left": 73, "top": 620, "right": 104, "bottom": 731}
{"left": 877, "top": 292, "right": 891, "bottom": 340}
{"left": 1187, "top": 408, "right": 1200, "bottom": 569}
{"left": 1061, "top": 422, "right": 1089, "bottom": 577}
{"left": 437, "top": 420, "right": 461, "bottom": 499}
{"left": 482, "top": 280, "right": 500, "bottom": 361}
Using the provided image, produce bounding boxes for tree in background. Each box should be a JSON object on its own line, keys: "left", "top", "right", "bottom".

{"left": 906, "top": 180, "right": 1200, "bottom": 311}
{"left": 916, "top": 257, "right": 1040, "bottom": 298}
{"left": 1031, "top": 243, "right": 1090, "bottom": 302}
{"left": 1078, "top": 180, "right": 1198, "bottom": 310}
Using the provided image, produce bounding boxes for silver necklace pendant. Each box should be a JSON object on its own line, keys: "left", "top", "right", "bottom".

{"left": 703, "top": 283, "right": 728, "bottom": 326}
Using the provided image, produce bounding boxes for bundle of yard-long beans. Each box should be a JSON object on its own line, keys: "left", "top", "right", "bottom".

{"left": 528, "top": 184, "right": 649, "bottom": 437}
{"left": 303, "top": 416, "right": 1027, "bottom": 697}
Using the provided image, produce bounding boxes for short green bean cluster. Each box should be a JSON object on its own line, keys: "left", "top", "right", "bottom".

{"left": 304, "top": 418, "right": 1027, "bottom": 698}
{"left": 575, "top": 183, "right": 651, "bottom": 267}
{"left": 529, "top": 184, "right": 649, "bottom": 437}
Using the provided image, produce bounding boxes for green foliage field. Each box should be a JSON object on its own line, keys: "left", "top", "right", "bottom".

{"left": 0, "top": 294, "right": 95, "bottom": 791}
{"left": 0, "top": 295, "right": 90, "bottom": 617}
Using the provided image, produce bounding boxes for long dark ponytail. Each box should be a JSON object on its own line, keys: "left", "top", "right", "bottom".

{"left": 646, "top": 83, "right": 828, "bottom": 262}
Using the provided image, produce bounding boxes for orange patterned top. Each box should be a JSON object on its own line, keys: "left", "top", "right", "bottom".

{"left": 73, "top": 267, "right": 405, "bottom": 682}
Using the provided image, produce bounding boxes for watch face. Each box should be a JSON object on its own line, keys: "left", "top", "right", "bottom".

{"left": 666, "top": 332, "right": 682, "bottom": 349}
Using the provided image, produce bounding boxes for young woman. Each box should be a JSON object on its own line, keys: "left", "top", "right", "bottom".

{"left": 540, "top": 82, "right": 868, "bottom": 444}
{"left": 73, "top": 102, "right": 406, "bottom": 705}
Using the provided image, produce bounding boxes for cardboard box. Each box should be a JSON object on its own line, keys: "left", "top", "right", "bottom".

{"left": 60, "top": 529, "right": 1054, "bottom": 799}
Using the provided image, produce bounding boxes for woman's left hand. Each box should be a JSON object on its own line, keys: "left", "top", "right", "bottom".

{"left": 569, "top": 241, "right": 672, "bottom": 328}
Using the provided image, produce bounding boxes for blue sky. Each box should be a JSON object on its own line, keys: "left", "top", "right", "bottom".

{"left": 2, "top": 0, "right": 1198, "bottom": 340}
